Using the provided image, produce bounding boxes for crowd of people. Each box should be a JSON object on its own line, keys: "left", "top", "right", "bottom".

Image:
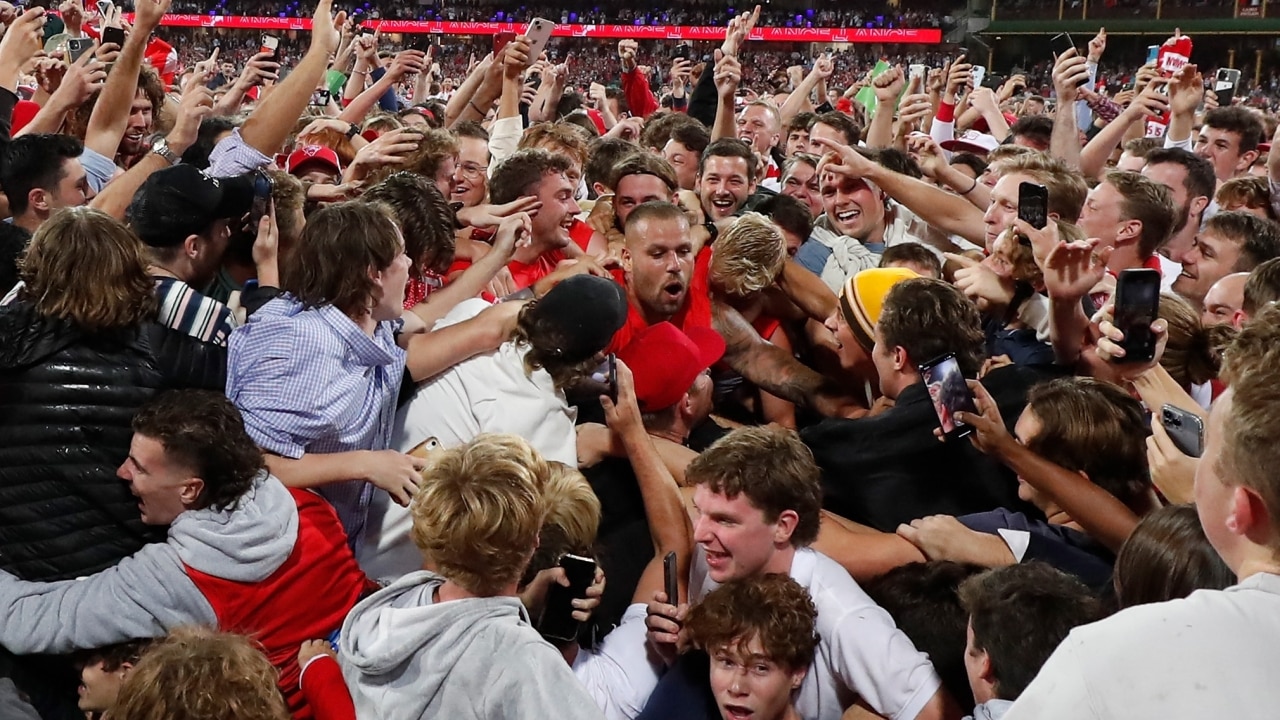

{"left": 2, "top": 1, "right": 1280, "bottom": 719}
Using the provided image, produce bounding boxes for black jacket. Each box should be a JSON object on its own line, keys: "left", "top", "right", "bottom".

{"left": 0, "top": 301, "right": 227, "bottom": 582}
{"left": 801, "top": 364, "right": 1049, "bottom": 532}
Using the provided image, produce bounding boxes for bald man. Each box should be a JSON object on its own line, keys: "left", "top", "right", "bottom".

{"left": 1202, "top": 272, "right": 1249, "bottom": 328}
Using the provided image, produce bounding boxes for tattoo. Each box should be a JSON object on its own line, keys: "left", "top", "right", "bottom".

{"left": 712, "top": 301, "right": 850, "bottom": 415}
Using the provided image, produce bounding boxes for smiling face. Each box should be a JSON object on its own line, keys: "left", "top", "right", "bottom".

{"left": 1197, "top": 127, "right": 1255, "bottom": 182}
{"left": 451, "top": 136, "right": 490, "bottom": 207}
{"left": 784, "top": 127, "right": 809, "bottom": 158}
{"left": 1172, "top": 229, "right": 1243, "bottom": 306}
{"left": 709, "top": 635, "right": 805, "bottom": 720}
{"left": 614, "top": 173, "right": 674, "bottom": 228}
{"left": 530, "top": 169, "right": 582, "bottom": 247}
{"left": 692, "top": 484, "right": 790, "bottom": 584}
{"left": 819, "top": 171, "right": 885, "bottom": 244}
{"left": 699, "top": 155, "right": 755, "bottom": 221}
{"left": 781, "top": 162, "right": 822, "bottom": 218}
{"left": 121, "top": 88, "right": 154, "bottom": 156}
{"left": 79, "top": 659, "right": 130, "bottom": 713}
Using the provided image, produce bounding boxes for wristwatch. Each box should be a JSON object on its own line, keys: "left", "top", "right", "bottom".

{"left": 150, "top": 136, "right": 178, "bottom": 165}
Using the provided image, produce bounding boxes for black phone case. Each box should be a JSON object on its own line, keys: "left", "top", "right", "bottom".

{"left": 539, "top": 556, "right": 596, "bottom": 643}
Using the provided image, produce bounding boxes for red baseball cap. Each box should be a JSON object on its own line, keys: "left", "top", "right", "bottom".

{"left": 617, "top": 322, "right": 725, "bottom": 412}
{"left": 286, "top": 145, "right": 342, "bottom": 177}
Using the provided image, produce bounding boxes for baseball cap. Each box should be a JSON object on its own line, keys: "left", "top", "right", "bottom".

{"left": 839, "top": 267, "right": 919, "bottom": 351}
{"left": 617, "top": 322, "right": 725, "bottom": 412}
{"left": 526, "top": 274, "right": 629, "bottom": 363}
{"left": 126, "top": 165, "right": 255, "bottom": 248}
{"left": 940, "top": 130, "right": 1000, "bottom": 155}
{"left": 286, "top": 145, "right": 342, "bottom": 177}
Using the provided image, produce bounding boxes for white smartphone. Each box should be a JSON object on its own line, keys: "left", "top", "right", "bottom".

{"left": 525, "top": 17, "right": 555, "bottom": 60}
{"left": 96, "top": 0, "right": 113, "bottom": 19}
{"left": 971, "top": 65, "right": 986, "bottom": 89}
{"left": 909, "top": 63, "right": 927, "bottom": 83}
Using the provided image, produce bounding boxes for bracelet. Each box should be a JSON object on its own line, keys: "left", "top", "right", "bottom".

{"left": 468, "top": 99, "right": 485, "bottom": 116}
{"left": 960, "top": 175, "right": 979, "bottom": 196}
{"left": 352, "top": 69, "right": 369, "bottom": 76}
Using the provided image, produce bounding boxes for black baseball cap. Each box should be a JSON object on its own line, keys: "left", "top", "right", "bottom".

{"left": 127, "top": 165, "right": 256, "bottom": 248}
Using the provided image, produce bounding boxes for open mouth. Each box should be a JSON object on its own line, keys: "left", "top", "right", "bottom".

{"left": 663, "top": 281, "right": 685, "bottom": 299}
{"left": 836, "top": 208, "right": 861, "bottom": 224}
{"left": 723, "top": 704, "right": 754, "bottom": 720}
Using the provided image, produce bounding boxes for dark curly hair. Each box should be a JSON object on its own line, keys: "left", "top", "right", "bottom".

{"left": 363, "top": 172, "right": 456, "bottom": 275}
{"left": 131, "top": 391, "right": 265, "bottom": 513}
{"left": 510, "top": 298, "right": 605, "bottom": 391}
{"left": 685, "top": 573, "right": 819, "bottom": 672}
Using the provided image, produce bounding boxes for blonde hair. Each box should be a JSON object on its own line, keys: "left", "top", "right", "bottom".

{"left": 709, "top": 212, "right": 787, "bottom": 297}
{"left": 543, "top": 462, "right": 601, "bottom": 553}
{"left": 19, "top": 207, "right": 157, "bottom": 331}
{"left": 110, "top": 627, "right": 289, "bottom": 720}
{"left": 411, "top": 434, "right": 549, "bottom": 596}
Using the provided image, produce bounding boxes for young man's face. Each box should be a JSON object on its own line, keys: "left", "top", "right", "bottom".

{"left": 709, "top": 636, "right": 805, "bottom": 720}
{"left": 824, "top": 307, "right": 871, "bottom": 375}
{"left": 699, "top": 155, "right": 755, "bottom": 221}
{"left": 784, "top": 127, "right": 809, "bottom": 158}
{"left": 50, "top": 157, "right": 94, "bottom": 211}
{"left": 692, "top": 484, "right": 788, "bottom": 584}
{"left": 530, "top": 170, "right": 582, "bottom": 246}
{"left": 982, "top": 172, "right": 1032, "bottom": 252}
{"left": 781, "top": 163, "right": 822, "bottom": 219}
{"left": 623, "top": 214, "right": 694, "bottom": 320}
{"left": 736, "top": 105, "right": 781, "bottom": 156}
{"left": 614, "top": 173, "right": 673, "bottom": 229}
{"left": 121, "top": 88, "right": 154, "bottom": 156}
{"left": 1197, "top": 127, "right": 1255, "bottom": 182}
{"left": 662, "top": 139, "right": 701, "bottom": 192}
{"left": 452, "top": 136, "right": 490, "bottom": 208}
{"left": 116, "top": 434, "right": 196, "bottom": 526}
{"left": 819, "top": 172, "right": 885, "bottom": 243}
{"left": 1077, "top": 180, "right": 1125, "bottom": 250}
{"left": 1172, "top": 229, "right": 1243, "bottom": 306}
{"left": 79, "top": 659, "right": 130, "bottom": 713}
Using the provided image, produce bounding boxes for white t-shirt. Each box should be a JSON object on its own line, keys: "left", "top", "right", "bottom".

{"left": 572, "top": 604, "right": 661, "bottom": 720}
{"left": 356, "top": 298, "right": 579, "bottom": 581}
{"left": 1005, "top": 572, "right": 1280, "bottom": 720}
{"left": 691, "top": 547, "right": 943, "bottom": 720}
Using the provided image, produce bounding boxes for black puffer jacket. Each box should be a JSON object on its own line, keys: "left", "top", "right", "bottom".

{"left": 0, "top": 301, "right": 227, "bottom": 582}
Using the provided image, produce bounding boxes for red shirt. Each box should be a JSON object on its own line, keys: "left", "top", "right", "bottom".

{"left": 607, "top": 246, "right": 713, "bottom": 353}
{"left": 446, "top": 220, "right": 597, "bottom": 299}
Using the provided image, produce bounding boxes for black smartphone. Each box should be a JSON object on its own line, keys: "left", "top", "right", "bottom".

{"left": 1160, "top": 404, "right": 1205, "bottom": 458}
{"left": 663, "top": 550, "right": 678, "bottom": 605}
{"left": 1214, "top": 68, "right": 1241, "bottom": 107}
{"left": 1017, "top": 181, "right": 1049, "bottom": 231}
{"left": 102, "top": 26, "right": 125, "bottom": 48}
{"left": 1050, "top": 33, "right": 1075, "bottom": 58}
{"left": 249, "top": 170, "right": 273, "bottom": 233}
{"left": 606, "top": 353, "right": 617, "bottom": 402}
{"left": 673, "top": 43, "right": 690, "bottom": 61}
{"left": 539, "top": 554, "right": 596, "bottom": 643}
{"left": 919, "top": 353, "right": 978, "bottom": 440}
{"left": 1113, "top": 268, "right": 1162, "bottom": 364}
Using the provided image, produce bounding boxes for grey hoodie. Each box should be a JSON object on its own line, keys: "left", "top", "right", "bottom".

{"left": 340, "top": 571, "right": 606, "bottom": 720}
{"left": 0, "top": 472, "right": 297, "bottom": 653}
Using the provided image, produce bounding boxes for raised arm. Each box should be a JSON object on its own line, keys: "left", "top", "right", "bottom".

{"left": 865, "top": 65, "right": 904, "bottom": 149}
{"left": 1049, "top": 49, "right": 1090, "bottom": 171}
{"left": 1079, "top": 84, "right": 1169, "bottom": 180}
{"left": 709, "top": 50, "right": 741, "bottom": 143}
{"left": 84, "top": 0, "right": 169, "bottom": 159}
{"left": 778, "top": 55, "right": 831, "bottom": 127}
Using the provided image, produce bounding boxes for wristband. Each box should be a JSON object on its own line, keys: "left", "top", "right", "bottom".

{"left": 936, "top": 101, "right": 956, "bottom": 123}
{"left": 345, "top": 123, "right": 360, "bottom": 139}
{"left": 960, "top": 176, "right": 979, "bottom": 196}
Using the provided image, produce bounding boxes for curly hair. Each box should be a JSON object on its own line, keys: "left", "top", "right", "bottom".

{"left": 404, "top": 127, "right": 461, "bottom": 181}
{"left": 519, "top": 122, "right": 591, "bottom": 171}
{"left": 19, "top": 207, "right": 157, "bottom": 331}
{"left": 282, "top": 202, "right": 403, "bottom": 317}
{"left": 363, "top": 172, "right": 456, "bottom": 274}
{"left": 709, "top": 212, "right": 787, "bottom": 297}
{"left": 509, "top": 298, "right": 606, "bottom": 391}
{"left": 686, "top": 426, "right": 823, "bottom": 547}
{"left": 489, "top": 148, "right": 574, "bottom": 206}
{"left": 131, "top": 391, "right": 265, "bottom": 512}
{"left": 110, "top": 627, "right": 289, "bottom": 720}
{"left": 411, "top": 434, "right": 549, "bottom": 596}
{"left": 685, "top": 573, "right": 819, "bottom": 672}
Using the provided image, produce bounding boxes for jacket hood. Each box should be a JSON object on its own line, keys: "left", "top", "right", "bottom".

{"left": 0, "top": 302, "right": 87, "bottom": 372}
{"left": 340, "top": 571, "right": 532, "bottom": 705}
{"left": 168, "top": 472, "right": 298, "bottom": 582}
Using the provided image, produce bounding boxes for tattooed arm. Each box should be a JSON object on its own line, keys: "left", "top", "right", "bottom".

{"left": 712, "top": 301, "right": 867, "bottom": 419}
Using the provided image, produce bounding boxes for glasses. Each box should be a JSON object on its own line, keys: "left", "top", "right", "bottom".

{"left": 457, "top": 162, "right": 488, "bottom": 180}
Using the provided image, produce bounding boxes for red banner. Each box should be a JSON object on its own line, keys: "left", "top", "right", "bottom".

{"left": 134, "top": 15, "right": 942, "bottom": 44}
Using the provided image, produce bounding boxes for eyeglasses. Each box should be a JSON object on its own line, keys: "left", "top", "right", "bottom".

{"left": 457, "top": 162, "right": 488, "bottom": 180}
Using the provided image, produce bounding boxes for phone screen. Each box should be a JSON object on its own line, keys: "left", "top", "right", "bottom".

{"left": 921, "top": 354, "right": 977, "bottom": 438}
{"left": 606, "top": 354, "right": 617, "bottom": 402}
{"left": 1114, "top": 269, "right": 1162, "bottom": 364}
{"left": 1017, "top": 182, "right": 1049, "bottom": 230}
{"left": 539, "top": 554, "right": 596, "bottom": 643}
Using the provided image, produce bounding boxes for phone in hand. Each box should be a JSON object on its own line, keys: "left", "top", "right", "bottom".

{"left": 920, "top": 353, "right": 978, "bottom": 440}
{"left": 970, "top": 65, "right": 986, "bottom": 89}
{"left": 493, "top": 30, "right": 516, "bottom": 55}
{"left": 102, "top": 25, "right": 125, "bottom": 48}
{"left": 66, "top": 37, "right": 94, "bottom": 64}
{"left": 908, "top": 63, "right": 927, "bottom": 86}
{"left": 1113, "top": 268, "right": 1162, "bottom": 364}
{"left": 673, "top": 43, "right": 690, "bottom": 61}
{"left": 1215, "top": 68, "right": 1241, "bottom": 107}
{"left": 249, "top": 170, "right": 273, "bottom": 235}
{"left": 310, "top": 89, "right": 331, "bottom": 106}
{"left": 525, "top": 17, "right": 555, "bottom": 60}
{"left": 1017, "top": 181, "right": 1049, "bottom": 231}
{"left": 663, "top": 551, "right": 678, "bottom": 606}
{"left": 539, "top": 554, "right": 597, "bottom": 643}
{"left": 1146, "top": 45, "right": 1160, "bottom": 65}
{"left": 1160, "top": 404, "right": 1205, "bottom": 458}
{"left": 606, "top": 353, "right": 618, "bottom": 402}
{"left": 260, "top": 34, "right": 280, "bottom": 62}
{"left": 1050, "top": 32, "right": 1075, "bottom": 58}
{"left": 96, "top": 0, "right": 113, "bottom": 16}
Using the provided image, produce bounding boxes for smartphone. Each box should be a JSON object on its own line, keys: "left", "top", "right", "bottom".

{"left": 1160, "top": 404, "right": 1205, "bottom": 458}
{"left": 492, "top": 30, "right": 515, "bottom": 55}
{"left": 908, "top": 63, "right": 926, "bottom": 84}
{"left": 310, "top": 89, "right": 331, "bottom": 106}
{"left": 249, "top": 170, "right": 273, "bottom": 234}
{"left": 673, "top": 43, "right": 690, "bottom": 61}
{"left": 66, "top": 37, "right": 93, "bottom": 63}
{"left": 1215, "top": 68, "right": 1241, "bottom": 107}
{"left": 1050, "top": 32, "right": 1075, "bottom": 58}
{"left": 102, "top": 25, "right": 125, "bottom": 48}
{"left": 260, "top": 34, "right": 280, "bottom": 62}
{"left": 407, "top": 436, "right": 441, "bottom": 460}
{"left": 358, "top": 24, "right": 375, "bottom": 37}
{"left": 606, "top": 353, "right": 617, "bottom": 402}
{"left": 970, "top": 65, "right": 986, "bottom": 90}
{"left": 525, "top": 18, "right": 555, "bottom": 60}
{"left": 919, "top": 353, "right": 978, "bottom": 440}
{"left": 663, "top": 551, "right": 678, "bottom": 606}
{"left": 539, "top": 554, "right": 596, "bottom": 643}
{"left": 96, "top": 0, "right": 113, "bottom": 19}
{"left": 1017, "top": 181, "right": 1049, "bottom": 230}
{"left": 1146, "top": 45, "right": 1161, "bottom": 65}
{"left": 1113, "top": 268, "right": 1162, "bottom": 364}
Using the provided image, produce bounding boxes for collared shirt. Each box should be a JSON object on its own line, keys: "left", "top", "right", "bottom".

{"left": 227, "top": 295, "right": 406, "bottom": 552}
{"left": 208, "top": 128, "right": 271, "bottom": 179}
